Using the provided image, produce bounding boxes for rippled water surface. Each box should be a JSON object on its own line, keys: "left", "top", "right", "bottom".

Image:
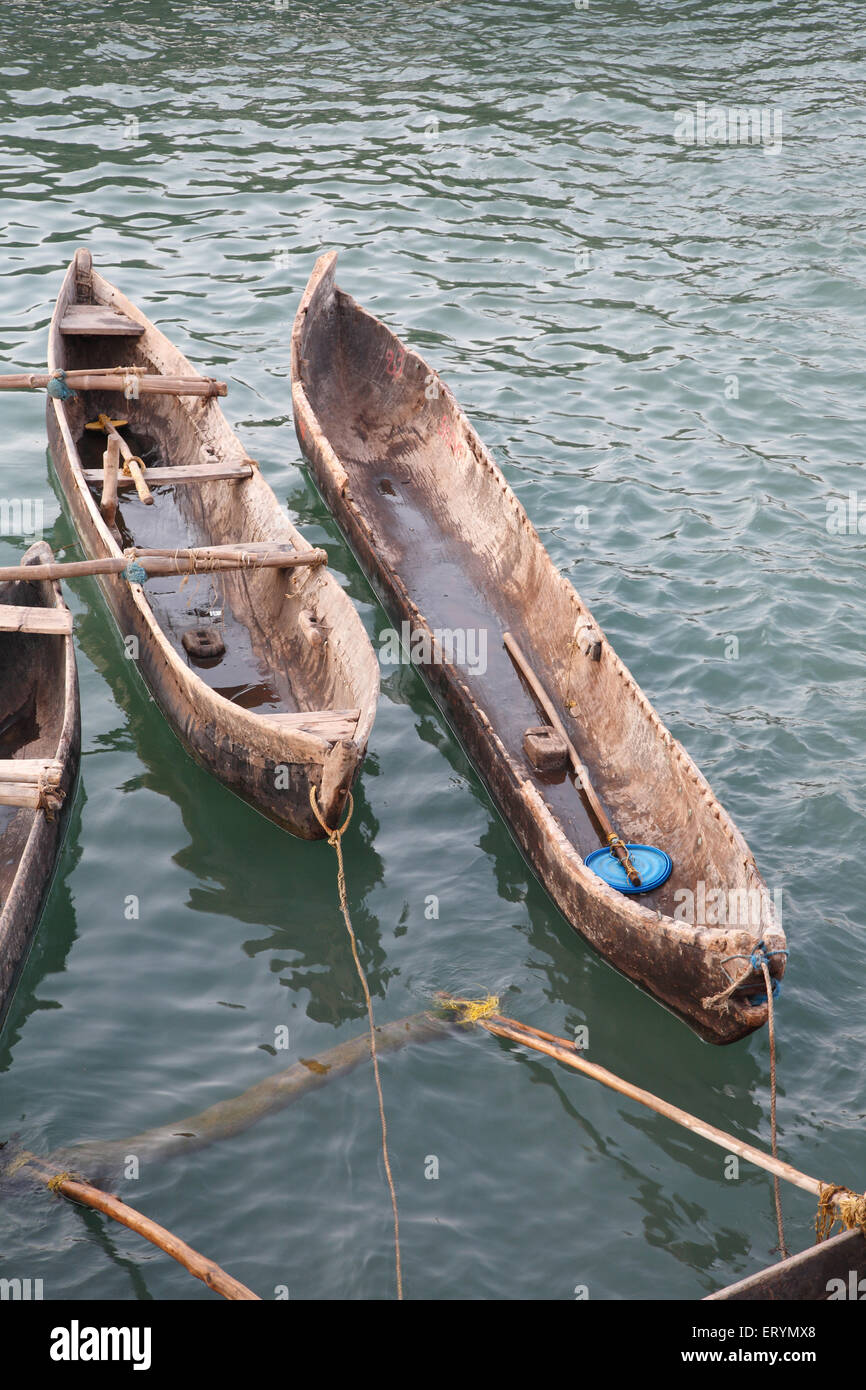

{"left": 1, "top": 0, "right": 865, "bottom": 1300}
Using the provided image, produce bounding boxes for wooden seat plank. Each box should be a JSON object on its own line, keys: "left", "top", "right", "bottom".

{"left": 262, "top": 708, "right": 361, "bottom": 741}
{"left": 0, "top": 605, "right": 72, "bottom": 635}
{"left": 60, "top": 304, "right": 145, "bottom": 336}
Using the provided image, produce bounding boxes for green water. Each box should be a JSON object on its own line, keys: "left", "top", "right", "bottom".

{"left": 1, "top": 0, "right": 864, "bottom": 1301}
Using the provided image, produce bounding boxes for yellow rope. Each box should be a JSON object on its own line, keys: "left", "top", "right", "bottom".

{"left": 309, "top": 785, "right": 402, "bottom": 1300}
{"left": 816, "top": 1183, "right": 866, "bottom": 1242}
{"left": 439, "top": 994, "right": 501, "bottom": 1023}
{"left": 838, "top": 1191, "right": 866, "bottom": 1232}
{"left": 46, "top": 1172, "right": 71, "bottom": 1193}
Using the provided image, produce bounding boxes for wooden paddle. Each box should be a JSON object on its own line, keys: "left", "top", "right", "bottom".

{"left": 503, "top": 631, "right": 642, "bottom": 886}
{"left": 85, "top": 415, "right": 153, "bottom": 505}
{"left": 100, "top": 435, "right": 120, "bottom": 526}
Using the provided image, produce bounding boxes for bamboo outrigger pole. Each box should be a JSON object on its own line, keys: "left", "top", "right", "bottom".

{"left": 24, "top": 1160, "right": 259, "bottom": 1300}
{"left": 473, "top": 1009, "right": 832, "bottom": 1200}
{"left": 0, "top": 545, "right": 328, "bottom": 584}
{"left": 56, "top": 1177, "right": 260, "bottom": 1301}
{"left": 0, "top": 370, "right": 227, "bottom": 397}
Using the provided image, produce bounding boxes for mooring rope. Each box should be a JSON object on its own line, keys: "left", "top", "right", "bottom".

{"left": 701, "top": 938, "right": 789, "bottom": 1257}
{"left": 309, "top": 785, "right": 403, "bottom": 1300}
{"left": 759, "top": 957, "right": 787, "bottom": 1259}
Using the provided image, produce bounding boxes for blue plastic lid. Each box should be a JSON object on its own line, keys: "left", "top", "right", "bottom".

{"left": 585, "top": 844, "right": 673, "bottom": 895}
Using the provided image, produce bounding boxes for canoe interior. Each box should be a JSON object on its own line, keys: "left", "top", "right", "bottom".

{"left": 298, "top": 285, "right": 758, "bottom": 923}
{"left": 55, "top": 300, "right": 361, "bottom": 722}
{"left": 76, "top": 422, "right": 293, "bottom": 714}
{"left": 0, "top": 575, "right": 68, "bottom": 905}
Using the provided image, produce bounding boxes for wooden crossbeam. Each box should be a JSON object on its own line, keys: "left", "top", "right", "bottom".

{"left": 83, "top": 464, "right": 253, "bottom": 488}
{"left": 0, "top": 604, "right": 72, "bottom": 635}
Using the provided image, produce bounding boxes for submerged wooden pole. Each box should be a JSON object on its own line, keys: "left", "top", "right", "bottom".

{"left": 4, "top": 1016, "right": 454, "bottom": 1298}
{"left": 8, "top": 1004, "right": 858, "bottom": 1277}
{"left": 39, "top": 1168, "right": 259, "bottom": 1300}
{"left": 9, "top": 1005, "right": 846, "bottom": 1207}
{"left": 0, "top": 547, "right": 328, "bottom": 584}
{"left": 6, "top": 1013, "right": 453, "bottom": 1185}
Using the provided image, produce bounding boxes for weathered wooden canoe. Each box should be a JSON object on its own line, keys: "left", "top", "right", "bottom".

{"left": 48, "top": 250, "right": 378, "bottom": 840}
{"left": 0, "top": 541, "right": 80, "bottom": 1031}
{"left": 292, "top": 252, "right": 786, "bottom": 1042}
{"left": 707, "top": 1228, "right": 866, "bottom": 1300}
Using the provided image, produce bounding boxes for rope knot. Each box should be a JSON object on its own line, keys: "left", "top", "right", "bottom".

{"left": 122, "top": 549, "right": 148, "bottom": 585}
{"left": 816, "top": 1184, "right": 866, "bottom": 1242}
{"left": 703, "top": 938, "right": 788, "bottom": 1012}
{"left": 46, "top": 369, "right": 77, "bottom": 402}
{"left": 438, "top": 993, "right": 501, "bottom": 1023}
{"left": 308, "top": 784, "right": 353, "bottom": 840}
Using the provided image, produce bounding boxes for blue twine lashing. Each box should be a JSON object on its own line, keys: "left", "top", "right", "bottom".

{"left": 46, "top": 370, "right": 77, "bottom": 401}
{"left": 123, "top": 561, "right": 148, "bottom": 585}
{"left": 751, "top": 977, "right": 782, "bottom": 1006}
{"left": 719, "top": 938, "right": 789, "bottom": 991}
{"left": 748, "top": 938, "right": 789, "bottom": 971}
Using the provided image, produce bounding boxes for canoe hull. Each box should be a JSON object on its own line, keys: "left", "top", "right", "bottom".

{"left": 707, "top": 1228, "right": 866, "bottom": 1300}
{"left": 47, "top": 252, "right": 378, "bottom": 840}
{"left": 294, "top": 404, "right": 753, "bottom": 1039}
{"left": 292, "top": 253, "right": 785, "bottom": 1042}
{"left": 46, "top": 409, "right": 357, "bottom": 839}
{"left": 0, "top": 543, "right": 80, "bottom": 1032}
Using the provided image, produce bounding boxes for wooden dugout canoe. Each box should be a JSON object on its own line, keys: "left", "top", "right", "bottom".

{"left": 707, "top": 1227, "right": 866, "bottom": 1300}
{"left": 291, "top": 252, "right": 786, "bottom": 1042}
{"left": 47, "top": 250, "right": 378, "bottom": 840}
{"left": 0, "top": 541, "right": 80, "bottom": 1031}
